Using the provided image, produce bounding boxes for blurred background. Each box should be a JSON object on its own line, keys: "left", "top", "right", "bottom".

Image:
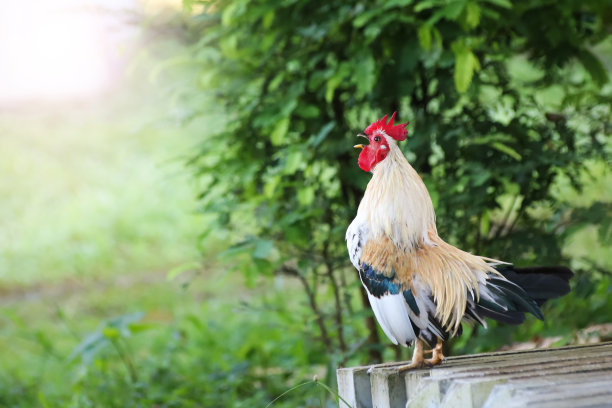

{"left": 0, "top": 0, "right": 611, "bottom": 406}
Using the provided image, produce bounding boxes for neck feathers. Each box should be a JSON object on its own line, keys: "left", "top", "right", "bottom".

{"left": 358, "top": 136, "right": 436, "bottom": 248}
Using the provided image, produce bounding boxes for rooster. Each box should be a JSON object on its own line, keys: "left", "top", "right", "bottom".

{"left": 346, "top": 113, "right": 572, "bottom": 370}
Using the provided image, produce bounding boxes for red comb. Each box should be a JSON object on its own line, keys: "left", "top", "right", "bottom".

{"left": 364, "top": 112, "right": 409, "bottom": 141}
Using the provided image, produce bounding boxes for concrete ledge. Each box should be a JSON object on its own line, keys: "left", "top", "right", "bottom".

{"left": 337, "top": 341, "right": 612, "bottom": 408}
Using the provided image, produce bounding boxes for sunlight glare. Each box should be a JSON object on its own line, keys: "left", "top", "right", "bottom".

{"left": 0, "top": 1, "right": 113, "bottom": 103}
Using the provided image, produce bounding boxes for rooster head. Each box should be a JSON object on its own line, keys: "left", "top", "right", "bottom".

{"left": 354, "top": 112, "right": 409, "bottom": 172}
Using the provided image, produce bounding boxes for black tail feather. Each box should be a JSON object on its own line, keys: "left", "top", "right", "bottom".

{"left": 486, "top": 277, "right": 544, "bottom": 319}
{"left": 477, "top": 307, "right": 526, "bottom": 325}
{"left": 496, "top": 265, "right": 573, "bottom": 305}
{"left": 468, "top": 264, "right": 573, "bottom": 326}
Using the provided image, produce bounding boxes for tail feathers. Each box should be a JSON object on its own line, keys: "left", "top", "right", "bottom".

{"left": 487, "top": 277, "right": 544, "bottom": 319}
{"left": 469, "top": 265, "right": 573, "bottom": 326}
{"left": 496, "top": 265, "right": 573, "bottom": 305}
{"left": 473, "top": 278, "right": 542, "bottom": 325}
{"left": 476, "top": 307, "right": 526, "bottom": 325}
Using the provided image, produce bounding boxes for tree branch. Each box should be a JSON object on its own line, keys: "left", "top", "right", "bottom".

{"left": 279, "top": 264, "right": 333, "bottom": 353}
{"left": 492, "top": 194, "right": 519, "bottom": 240}
{"left": 323, "top": 241, "right": 347, "bottom": 353}
{"left": 360, "top": 289, "right": 382, "bottom": 363}
{"left": 339, "top": 267, "right": 354, "bottom": 315}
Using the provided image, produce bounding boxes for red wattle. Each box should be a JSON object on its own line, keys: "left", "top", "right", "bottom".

{"left": 376, "top": 149, "right": 388, "bottom": 164}
{"left": 358, "top": 147, "right": 376, "bottom": 172}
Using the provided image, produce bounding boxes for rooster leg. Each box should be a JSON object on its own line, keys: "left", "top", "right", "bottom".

{"left": 425, "top": 338, "right": 445, "bottom": 366}
{"left": 396, "top": 339, "right": 425, "bottom": 372}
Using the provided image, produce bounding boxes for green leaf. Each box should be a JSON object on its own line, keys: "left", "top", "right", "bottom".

{"left": 183, "top": 0, "right": 194, "bottom": 13}
{"left": 415, "top": 0, "right": 442, "bottom": 12}
{"left": 310, "top": 122, "right": 335, "bottom": 148}
{"left": 270, "top": 118, "right": 289, "bottom": 145}
{"left": 262, "top": 10, "right": 275, "bottom": 29}
{"left": 487, "top": 96, "right": 515, "bottom": 125}
{"left": 264, "top": 175, "right": 280, "bottom": 198}
{"left": 268, "top": 73, "right": 285, "bottom": 92}
{"left": 219, "top": 241, "right": 253, "bottom": 259}
{"left": 69, "top": 331, "right": 107, "bottom": 365}
{"left": 452, "top": 41, "right": 480, "bottom": 93}
{"left": 253, "top": 239, "right": 274, "bottom": 259}
{"left": 37, "top": 392, "right": 51, "bottom": 408}
{"left": 326, "top": 62, "right": 351, "bottom": 103}
{"left": 102, "top": 327, "right": 120, "bottom": 339}
{"left": 297, "top": 186, "right": 315, "bottom": 205}
{"left": 128, "top": 322, "right": 157, "bottom": 333}
{"left": 295, "top": 104, "right": 320, "bottom": 118}
{"left": 491, "top": 142, "right": 522, "bottom": 161}
{"left": 470, "top": 133, "right": 515, "bottom": 145}
{"left": 418, "top": 25, "right": 432, "bottom": 50}
{"left": 325, "top": 78, "right": 341, "bottom": 103}
{"left": 442, "top": 0, "right": 466, "bottom": 21}
{"left": 221, "top": 2, "right": 244, "bottom": 26}
{"left": 577, "top": 49, "right": 609, "bottom": 86}
{"left": 480, "top": 210, "right": 490, "bottom": 237}
{"left": 167, "top": 261, "right": 201, "bottom": 281}
{"left": 354, "top": 53, "right": 376, "bottom": 97}
{"left": 463, "top": 2, "right": 481, "bottom": 29}
{"left": 481, "top": 0, "right": 512, "bottom": 8}
{"left": 506, "top": 56, "right": 544, "bottom": 83}
{"left": 535, "top": 85, "right": 566, "bottom": 110}
{"left": 385, "top": 0, "right": 414, "bottom": 6}
{"left": 284, "top": 150, "right": 303, "bottom": 174}
{"left": 107, "top": 312, "right": 145, "bottom": 334}
{"left": 353, "top": 9, "right": 385, "bottom": 28}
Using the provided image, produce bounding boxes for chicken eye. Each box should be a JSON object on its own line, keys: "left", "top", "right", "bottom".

{"left": 374, "top": 136, "right": 381, "bottom": 142}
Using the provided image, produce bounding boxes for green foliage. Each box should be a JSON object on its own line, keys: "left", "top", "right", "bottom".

{"left": 0, "top": 280, "right": 339, "bottom": 408}
{"left": 188, "top": 0, "right": 612, "bottom": 375}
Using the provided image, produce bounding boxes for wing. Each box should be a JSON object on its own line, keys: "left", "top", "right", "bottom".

{"left": 346, "top": 217, "right": 369, "bottom": 270}
{"left": 347, "top": 221, "right": 448, "bottom": 347}
{"left": 359, "top": 261, "right": 448, "bottom": 347}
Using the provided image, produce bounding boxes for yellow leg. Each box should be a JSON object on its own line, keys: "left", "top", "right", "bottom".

{"left": 396, "top": 338, "right": 445, "bottom": 372}
{"left": 396, "top": 339, "right": 425, "bottom": 372}
{"left": 425, "top": 338, "right": 445, "bottom": 366}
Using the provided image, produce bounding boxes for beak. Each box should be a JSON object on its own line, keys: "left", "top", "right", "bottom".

{"left": 354, "top": 133, "right": 368, "bottom": 149}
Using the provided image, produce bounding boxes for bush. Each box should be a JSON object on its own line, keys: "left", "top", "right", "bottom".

{"left": 185, "top": 0, "right": 612, "bottom": 396}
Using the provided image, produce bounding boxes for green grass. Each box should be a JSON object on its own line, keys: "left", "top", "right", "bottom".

{"left": 0, "top": 266, "right": 327, "bottom": 407}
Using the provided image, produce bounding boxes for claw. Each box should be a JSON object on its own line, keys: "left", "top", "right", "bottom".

{"left": 396, "top": 338, "right": 445, "bottom": 372}
{"left": 396, "top": 338, "right": 425, "bottom": 372}
{"left": 429, "top": 338, "right": 445, "bottom": 366}
{"left": 396, "top": 360, "right": 427, "bottom": 372}
{"left": 369, "top": 339, "right": 446, "bottom": 374}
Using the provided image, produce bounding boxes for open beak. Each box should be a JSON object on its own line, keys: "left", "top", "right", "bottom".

{"left": 354, "top": 133, "right": 368, "bottom": 149}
